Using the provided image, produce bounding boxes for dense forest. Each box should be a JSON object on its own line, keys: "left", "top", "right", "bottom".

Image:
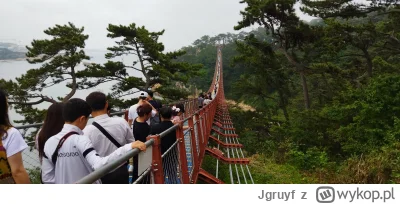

{"left": 181, "top": 1, "right": 400, "bottom": 184}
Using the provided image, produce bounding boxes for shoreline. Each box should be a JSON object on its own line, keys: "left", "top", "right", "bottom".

{"left": 0, "top": 57, "right": 26, "bottom": 62}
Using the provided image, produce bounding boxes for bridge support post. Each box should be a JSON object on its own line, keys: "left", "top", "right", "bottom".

{"left": 147, "top": 135, "right": 164, "bottom": 184}
{"left": 206, "top": 105, "right": 212, "bottom": 142}
{"left": 198, "top": 109, "right": 206, "bottom": 164}
{"left": 193, "top": 113, "right": 202, "bottom": 183}
{"left": 176, "top": 124, "right": 190, "bottom": 184}
{"left": 188, "top": 116, "right": 199, "bottom": 183}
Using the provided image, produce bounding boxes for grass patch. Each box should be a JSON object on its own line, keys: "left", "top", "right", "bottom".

{"left": 248, "top": 154, "right": 318, "bottom": 184}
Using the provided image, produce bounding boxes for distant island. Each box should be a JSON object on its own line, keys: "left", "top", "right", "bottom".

{"left": 0, "top": 42, "right": 26, "bottom": 60}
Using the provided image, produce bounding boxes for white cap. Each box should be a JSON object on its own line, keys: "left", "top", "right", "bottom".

{"left": 138, "top": 91, "right": 148, "bottom": 98}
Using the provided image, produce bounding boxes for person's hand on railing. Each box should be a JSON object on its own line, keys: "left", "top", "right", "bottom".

{"left": 131, "top": 141, "right": 146, "bottom": 152}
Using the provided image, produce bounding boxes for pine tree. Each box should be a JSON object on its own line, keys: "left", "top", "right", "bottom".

{"left": 77, "top": 23, "right": 202, "bottom": 105}
{"left": 234, "top": 0, "right": 323, "bottom": 109}
{"left": 0, "top": 22, "right": 90, "bottom": 143}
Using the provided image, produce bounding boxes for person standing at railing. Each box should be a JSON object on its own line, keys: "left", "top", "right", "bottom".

{"left": 146, "top": 90, "right": 162, "bottom": 126}
{"left": 171, "top": 103, "right": 189, "bottom": 131}
{"left": 83, "top": 92, "right": 135, "bottom": 184}
{"left": 149, "top": 106, "right": 176, "bottom": 154}
{"left": 131, "top": 103, "right": 152, "bottom": 182}
{"left": 198, "top": 93, "right": 204, "bottom": 109}
{"left": 203, "top": 96, "right": 212, "bottom": 106}
{"left": 149, "top": 106, "right": 177, "bottom": 184}
{"left": 0, "top": 89, "right": 31, "bottom": 184}
{"left": 37, "top": 103, "right": 65, "bottom": 164}
{"left": 171, "top": 103, "right": 185, "bottom": 124}
{"left": 128, "top": 91, "right": 157, "bottom": 128}
{"left": 41, "top": 98, "right": 146, "bottom": 184}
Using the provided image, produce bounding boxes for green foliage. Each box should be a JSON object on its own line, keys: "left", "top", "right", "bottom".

{"left": 248, "top": 154, "right": 318, "bottom": 184}
{"left": 287, "top": 147, "right": 329, "bottom": 171}
{"left": 27, "top": 167, "right": 41, "bottom": 184}
{"left": 321, "top": 75, "right": 400, "bottom": 156}
{"left": 301, "top": 0, "right": 399, "bottom": 19}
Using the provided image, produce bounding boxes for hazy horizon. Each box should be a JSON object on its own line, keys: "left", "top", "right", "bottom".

{"left": 0, "top": 0, "right": 316, "bottom": 52}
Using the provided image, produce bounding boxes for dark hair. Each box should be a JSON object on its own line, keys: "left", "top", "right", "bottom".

{"left": 176, "top": 103, "right": 185, "bottom": 113}
{"left": 63, "top": 98, "right": 92, "bottom": 122}
{"left": 0, "top": 89, "right": 11, "bottom": 140}
{"left": 86, "top": 91, "right": 107, "bottom": 111}
{"left": 159, "top": 106, "right": 172, "bottom": 119}
{"left": 172, "top": 103, "right": 185, "bottom": 116}
{"left": 38, "top": 103, "right": 65, "bottom": 159}
{"left": 136, "top": 104, "right": 152, "bottom": 117}
{"left": 147, "top": 90, "right": 154, "bottom": 98}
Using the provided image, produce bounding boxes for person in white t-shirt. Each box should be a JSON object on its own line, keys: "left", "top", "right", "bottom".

{"left": 128, "top": 91, "right": 157, "bottom": 127}
{"left": 0, "top": 89, "right": 30, "bottom": 184}
{"left": 83, "top": 91, "right": 135, "bottom": 184}
{"left": 41, "top": 98, "right": 146, "bottom": 184}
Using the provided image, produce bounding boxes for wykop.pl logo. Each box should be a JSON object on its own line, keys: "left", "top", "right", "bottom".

{"left": 316, "top": 187, "right": 335, "bottom": 203}
{"left": 316, "top": 186, "right": 395, "bottom": 203}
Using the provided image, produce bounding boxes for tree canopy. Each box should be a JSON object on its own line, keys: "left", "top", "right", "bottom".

{"left": 77, "top": 23, "right": 202, "bottom": 105}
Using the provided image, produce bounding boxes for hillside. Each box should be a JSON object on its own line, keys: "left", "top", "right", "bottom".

{"left": 0, "top": 42, "right": 26, "bottom": 60}
{"left": 0, "top": 48, "right": 25, "bottom": 60}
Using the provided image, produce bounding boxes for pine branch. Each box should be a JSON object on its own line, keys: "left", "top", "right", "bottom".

{"left": 9, "top": 94, "right": 57, "bottom": 105}
{"left": 125, "top": 66, "right": 143, "bottom": 72}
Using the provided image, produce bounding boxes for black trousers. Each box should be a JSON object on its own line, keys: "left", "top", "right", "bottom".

{"left": 132, "top": 155, "right": 139, "bottom": 182}
{"left": 100, "top": 163, "right": 129, "bottom": 184}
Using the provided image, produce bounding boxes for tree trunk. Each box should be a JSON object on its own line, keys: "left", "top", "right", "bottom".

{"left": 280, "top": 48, "right": 311, "bottom": 109}
{"left": 278, "top": 89, "right": 289, "bottom": 121}
{"left": 134, "top": 42, "right": 150, "bottom": 90}
{"left": 300, "top": 72, "right": 311, "bottom": 109}
{"left": 362, "top": 48, "right": 373, "bottom": 78}
{"left": 63, "top": 66, "right": 77, "bottom": 102}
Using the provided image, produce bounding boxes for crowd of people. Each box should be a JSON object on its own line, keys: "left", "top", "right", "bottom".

{"left": 0, "top": 89, "right": 188, "bottom": 184}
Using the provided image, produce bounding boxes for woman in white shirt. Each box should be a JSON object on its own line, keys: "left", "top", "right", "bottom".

{"left": 0, "top": 89, "right": 30, "bottom": 184}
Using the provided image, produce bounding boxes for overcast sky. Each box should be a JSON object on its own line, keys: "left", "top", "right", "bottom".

{"left": 0, "top": 0, "right": 316, "bottom": 52}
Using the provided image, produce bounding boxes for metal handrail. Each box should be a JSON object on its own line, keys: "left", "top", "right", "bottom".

{"left": 75, "top": 138, "right": 155, "bottom": 184}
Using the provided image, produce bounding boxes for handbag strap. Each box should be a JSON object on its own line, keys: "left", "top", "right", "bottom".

{"left": 92, "top": 122, "right": 121, "bottom": 148}
{"left": 51, "top": 131, "right": 78, "bottom": 165}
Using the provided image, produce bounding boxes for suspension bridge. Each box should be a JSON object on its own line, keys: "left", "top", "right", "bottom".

{"left": 17, "top": 45, "right": 253, "bottom": 184}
